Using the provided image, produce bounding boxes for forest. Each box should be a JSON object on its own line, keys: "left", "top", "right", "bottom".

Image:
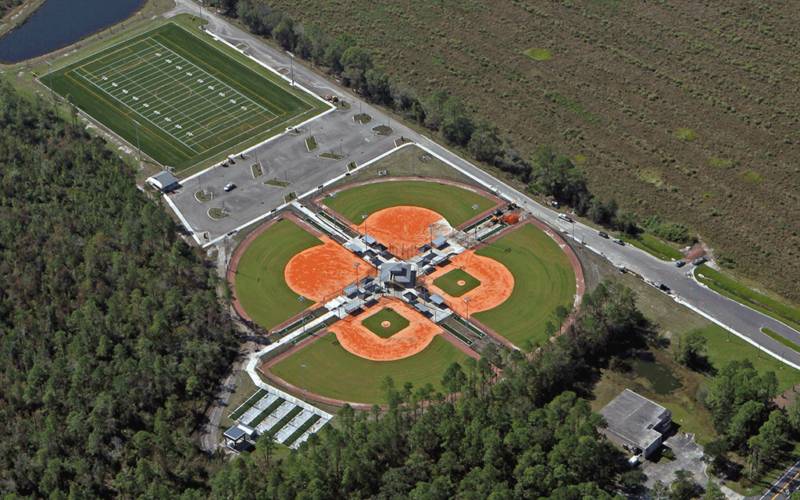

{"left": 0, "top": 81, "right": 237, "bottom": 498}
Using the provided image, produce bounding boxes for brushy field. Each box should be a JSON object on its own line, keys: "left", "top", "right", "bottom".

{"left": 361, "top": 308, "right": 409, "bottom": 338}
{"left": 46, "top": 22, "right": 325, "bottom": 174}
{"left": 234, "top": 219, "right": 321, "bottom": 329}
{"left": 269, "top": 334, "right": 472, "bottom": 404}
{"left": 474, "top": 224, "right": 576, "bottom": 346}
{"left": 264, "top": 0, "right": 800, "bottom": 301}
{"left": 433, "top": 268, "right": 481, "bottom": 297}
{"left": 324, "top": 180, "right": 495, "bottom": 226}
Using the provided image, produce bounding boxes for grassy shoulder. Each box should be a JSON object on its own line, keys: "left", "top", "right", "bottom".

{"left": 324, "top": 180, "right": 495, "bottom": 227}
{"left": 269, "top": 333, "right": 471, "bottom": 404}
{"left": 696, "top": 265, "right": 800, "bottom": 333}
{"left": 761, "top": 327, "right": 800, "bottom": 354}
{"left": 619, "top": 232, "right": 684, "bottom": 261}
{"left": 474, "top": 224, "right": 576, "bottom": 346}
{"left": 235, "top": 219, "right": 322, "bottom": 329}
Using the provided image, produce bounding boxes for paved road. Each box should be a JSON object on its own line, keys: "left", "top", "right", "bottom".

{"left": 163, "top": 0, "right": 800, "bottom": 371}
{"left": 757, "top": 459, "right": 800, "bottom": 500}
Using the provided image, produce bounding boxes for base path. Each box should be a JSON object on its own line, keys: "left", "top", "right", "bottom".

{"left": 422, "top": 250, "right": 515, "bottom": 317}
{"left": 285, "top": 235, "right": 372, "bottom": 303}
{"left": 330, "top": 297, "right": 444, "bottom": 361}
{"left": 358, "top": 206, "right": 452, "bottom": 259}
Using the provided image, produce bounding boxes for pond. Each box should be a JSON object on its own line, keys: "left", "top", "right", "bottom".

{"left": 630, "top": 357, "right": 682, "bottom": 395}
{"left": 0, "top": 0, "right": 146, "bottom": 63}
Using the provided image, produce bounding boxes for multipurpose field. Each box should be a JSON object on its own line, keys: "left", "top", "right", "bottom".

{"left": 43, "top": 23, "right": 326, "bottom": 173}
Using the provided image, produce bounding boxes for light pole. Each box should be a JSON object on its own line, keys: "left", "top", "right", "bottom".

{"left": 340, "top": 139, "right": 343, "bottom": 157}
{"left": 428, "top": 222, "right": 435, "bottom": 247}
{"left": 353, "top": 262, "right": 360, "bottom": 285}
{"left": 472, "top": 204, "right": 479, "bottom": 241}
{"left": 781, "top": 351, "right": 786, "bottom": 369}
{"left": 464, "top": 297, "right": 471, "bottom": 324}
{"left": 298, "top": 296, "right": 306, "bottom": 332}
{"left": 133, "top": 119, "right": 141, "bottom": 160}
{"left": 362, "top": 214, "right": 368, "bottom": 238}
{"left": 45, "top": 61, "right": 54, "bottom": 101}
{"left": 300, "top": 364, "right": 306, "bottom": 401}
{"left": 289, "top": 52, "right": 294, "bottom": 86}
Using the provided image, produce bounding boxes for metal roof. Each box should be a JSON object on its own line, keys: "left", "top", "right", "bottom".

{"left": 223, "top": 427, "right": 246, "bottom": 441}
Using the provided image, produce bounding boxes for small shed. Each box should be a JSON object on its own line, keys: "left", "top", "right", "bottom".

{"left": 146, "top": 171, "right": 181, "bottom": 193}
{"left": 430, "top": 294, "right": 446, "bottom": 307}
{"left": 223, "top": 427, "right": 247, "bottom": 449}
{"left": 364, "top": 234, "right": 377, "bottom": 246}
{"left": 343, "top": 284, "right": 359, "bottom": 297}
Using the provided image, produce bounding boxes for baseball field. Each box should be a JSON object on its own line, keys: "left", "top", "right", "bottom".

{"left": 234, "top": 219, "right": 321, "bottom": 329}
{"left": 269, "top": 333, "right": 472, "bottom": 404}
{"left": 473, "top": 223, "right": 576, "bottom": 346}
{"left": 324, "top": 180, "right": 496, "bottom": 226}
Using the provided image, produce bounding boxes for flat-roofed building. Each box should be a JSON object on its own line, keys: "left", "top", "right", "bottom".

{"left": 599, "top": 389, "right": 672, "bottom": 458}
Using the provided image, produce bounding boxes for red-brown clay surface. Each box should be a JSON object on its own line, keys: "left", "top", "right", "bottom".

{"left": 330, "top": 297, "right": 444, "bottom": 361}
{"left": 358, "top": 206, "right": 451, "bottom": 257}
{"left": 284, "top": 235, "right": 371, "bottom": 303}
{"left": 422, "top": 250, "right": 515, "bottom": 318}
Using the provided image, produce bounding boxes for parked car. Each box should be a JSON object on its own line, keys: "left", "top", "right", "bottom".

{"left": 612, "top": 238, "right": 624, "bottom": 246}
{"left": 675, "top": 260, "right": 686, "bottom": 268}
{"left": 659, "top": 284, "right": 670, "bottom": 292}
{"left": 598, "top": 231, "right": 609, "bottom": 239}
{"left": 558, "top": 213, "right": 573, "bottom": 223}
{"left": 692, "top": 257, "right": 708, "bottom": 266}
{"left": 550, "top": 201, "right": 559, "bottom": 208}
{"left": 224, "top": 182, "right": 236, "bottom": 192}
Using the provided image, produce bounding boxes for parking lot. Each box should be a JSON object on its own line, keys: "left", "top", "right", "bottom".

{"left": 168, "top": 104, "right": 400, "bottom": 243}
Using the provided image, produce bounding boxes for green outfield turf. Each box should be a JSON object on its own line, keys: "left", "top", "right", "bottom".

{"left": 44, "top": 22, "right": 327, "bottom": 174}
{"left": 235, "top": 220, "right": 322, "bottom": 329}
{"left": 270, "top": 334, "right": 472, "bottom": 404}
{"left": 361, "top": 308, "right": 409, "bottom": 338}
{"left": 434, "top": 268, "right": 481, "bottom": 297}
{"left": 474, "top": 224, "right": 576, "bottom": 347}
{"left": 324, "top": 181, "right": 496, "bottom": 226}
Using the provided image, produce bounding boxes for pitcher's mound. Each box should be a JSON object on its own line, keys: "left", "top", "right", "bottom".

{"left": 381, "top": 321, "right": 391, "bottom": 328}
{"left": 457, "top": 280, "right": 466, "bottom": 286}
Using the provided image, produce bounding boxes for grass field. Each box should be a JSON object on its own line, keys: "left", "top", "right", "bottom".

{"left": 473, "top": 224, "right": 576, "bottom": 346}
{"left": 324, "top": 180, "right": 495, "bottom": 226}
{"left": 44, "top": 22, "right": 327, "bottom": 173}
{"left": 270, "top": 334, "right": 472, "bottom": 404}
{"left": 361, "top": 308, "right": 409, "bottom": 338}
{"left": 235, "top": 220, "right": 322, "bottom": 329}
{"left": 434, "top": 269, "right": 481, "bottom": 297}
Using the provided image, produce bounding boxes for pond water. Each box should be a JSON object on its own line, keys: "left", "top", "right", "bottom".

{"left": 0, "top": 0, "right": 145, "bottom": 63}
{"left": 630, "top": 357, "right": 682, "bottom": 395}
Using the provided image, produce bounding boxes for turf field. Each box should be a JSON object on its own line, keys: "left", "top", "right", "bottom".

{"left": 235, "top": 220, "right": 322, "bottom": 329}
{"left": 44, "top": 23, "right": 327, "bottom": 173}
{"left": 434, "top": 269, "right": 481, "bottom": 297}
{"left": 474, "top": 224, "right": 576, "bottom": 346}
{"left": 324, "top": 181, "right": 496, "bottom": 226}
{"left": 270, "top": 334, "right": 472, "bottom": 404}
{"left": 361, "top": 308, "right": 409, "bottom": 338}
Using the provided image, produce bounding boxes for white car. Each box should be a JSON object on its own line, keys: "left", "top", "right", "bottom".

{"left": 224, "top": 182, "right": 236, "bottom": 192}
{"left": 558, "top": 214, "right": 573, "bottom": 223}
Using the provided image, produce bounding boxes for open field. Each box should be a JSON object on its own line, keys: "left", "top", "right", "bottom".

{"left": 269, "top": 334, "right": 471, "bottom": 404}
{"left": 235, "top": 220, "right": 321, "bottom": 329}
{"left": 361, "top": 308, "right": 409, "bottom": 338}
{"left": 324, "top": 180, "right": 495, "bottom": 226}
{"left": 433, "top": 268, "right": 480, "bottom": 297}
{"left": 44, "top": 22, "right": 326, "bottom": 173}
{"left": 265, "top": 0, "right": 800, "bottom": 303}
{"left": 473, "top": 224, "right": 575, "bottom": 346}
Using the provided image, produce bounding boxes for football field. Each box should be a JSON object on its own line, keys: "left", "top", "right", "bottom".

{"left": 45, "top": 23, "right": 327, "bottom": 173}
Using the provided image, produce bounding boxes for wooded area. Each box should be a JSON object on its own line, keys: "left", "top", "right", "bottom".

{"left": 0, "top": 81, "right": 237, "bottom": 498}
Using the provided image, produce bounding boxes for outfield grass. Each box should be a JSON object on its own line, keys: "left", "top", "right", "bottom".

{"left": 434, "top": 269, "right": 481, "bottom": 297}
{"left": 45, "top": 22, "right": 326, "bottom": 174}
{"left": 270, "top": 334, "right": 472, "bottom": 404}
{"left": 473, "top": 224, "right": 576, "bottom": 346}
{"left": 324, "top": 180, "right": 495, "bottom": 226}
{"left": 235, "top": 220, "right": 322, "bottom": 329}
{"left": 696, "top": 264, "right": 800, "bottom": 333}
{"left": 361, "top": 308, "right": 409, "bottom": 338}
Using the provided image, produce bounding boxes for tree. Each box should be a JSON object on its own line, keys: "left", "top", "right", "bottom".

{"left": 340, "top": 46, "right": 373, "bottom": 90}
{"left": 727, "top": 400, "right": 765, "bottom": 450}
{"left": 441, "top": 96, "right": 474, "bottom": 146}
{"left": 701, "top": 439, "right": 729, "bottom": 475}
{"left": 671, "top": 470, "right": 697, "bottom": 499}
{"left": 787, "top": 392, "right": 800, "bottom": 438}
{"left": 676, "top": 328, "right": 708, "bottom": 370}
{"left": 273, "top": 16, "right": 295, "bottom": 50}
{"left": 324, "top": 33, "right": 357, "bottom": 73}
{"left": 703, "top": 482, "right": 726, "bottom": 500}
{"left": 467, "top": 122, "right": 503, "bottom": 164}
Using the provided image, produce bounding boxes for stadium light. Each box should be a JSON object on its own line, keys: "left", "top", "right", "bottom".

{"left": 45, "top": 61, "right": 54, "bottom": 101}
{"left": 133, "top": 119, "right": 142, "bottom": 160}
{"left": 298, "top": 296, "right": 306, "bottom": 333}
{"left": 353, "top": 262, "right": 360, "bottom": 286}
{"left": 362, "top": 214, "right": 368, "bottom": 238}
{"left": 464, "top": 297, "right": 471, "bottom": 324}
{"left": 472, "top": 204, "right": 480, "bottom": 241}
